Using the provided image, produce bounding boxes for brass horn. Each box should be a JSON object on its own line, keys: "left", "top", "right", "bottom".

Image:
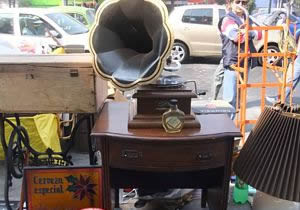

{"left": 89, "top": 0, "right": 174, "bottom": 90}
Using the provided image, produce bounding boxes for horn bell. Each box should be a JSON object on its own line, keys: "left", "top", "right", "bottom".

{"left": 89, "top": 0, "right": 174, "bottom": 90}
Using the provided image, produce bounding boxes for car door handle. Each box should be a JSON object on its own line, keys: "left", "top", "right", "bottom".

{"left": 184, "top": 27, "right": 190, "bottom": 31}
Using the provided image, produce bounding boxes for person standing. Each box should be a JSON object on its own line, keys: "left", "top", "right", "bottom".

{"left": 212, "top": 58, "right": 225, "bottom": 100}
{"left": 95, "top": 0, "right": 100, "bottom": 11}
{"left": 220, "top": 0, "right": 262, "bottom": 119}
{"left": 286, "top": 52, "right": 300, "bottom": 99}
{"left": 266, "top": 37, "right": 300, "bottom": 104}
{"left": 211, "top": 4, "right": 231, "bottom": 100}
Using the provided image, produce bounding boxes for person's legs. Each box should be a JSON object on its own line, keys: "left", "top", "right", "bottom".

{"left": 212, "top": 59, "right": 225, "bottom": 100}
{"left": 285, "top": 56, "right": 300, "bottom": 101}
{"left": 223, "top": 69, "right": 237, "bottom": 120}
{"left": 266, "top": 58, "right": 300, "bottom": 104}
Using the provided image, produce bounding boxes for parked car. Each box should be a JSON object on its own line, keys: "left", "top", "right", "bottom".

{"left": 252, "top": 9, "right": 300, "bottom": 64}
{"left": 0, "top": 8, "right": 89, "bottom": 54}
{"left": 50, "top": 6, "right": 95, "bottom": 28}
{"left": 169, "top": 4, "right": 281, "bottom": 65}
{"left": 0, "top": 39, "right": 22, "bottom": 54}
{"left": 258, "top": 10, "right": 300, "bottom": 41}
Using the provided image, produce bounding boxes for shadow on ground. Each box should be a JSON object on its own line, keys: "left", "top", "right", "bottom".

{"left": 184, "top": 57, "right": 221, "bottom": 65}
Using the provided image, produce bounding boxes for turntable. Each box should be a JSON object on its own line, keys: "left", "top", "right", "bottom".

{"left": 128, "top": 59, "right": 200, "bottom": 129}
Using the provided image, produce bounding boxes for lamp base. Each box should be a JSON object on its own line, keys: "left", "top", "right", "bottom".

{"left": 253, "top": 191, "right": 300, "bottom": 210}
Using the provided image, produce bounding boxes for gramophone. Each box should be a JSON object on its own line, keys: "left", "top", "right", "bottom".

{"left": 89, "top": 0, "right": 200, "bottom": 130}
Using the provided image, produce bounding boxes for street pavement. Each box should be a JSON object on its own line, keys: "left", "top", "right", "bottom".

{"left": 178, "top": 57, "right": 300, "bottom": 132}
{"left": 1, "top": 57, "right": 300, "bottom": 209}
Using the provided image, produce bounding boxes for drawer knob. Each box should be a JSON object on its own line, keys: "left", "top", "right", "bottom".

{"left": 121, "top": 150, "right": 142, "bottom": 159}
{"left": 197, "top": 152, "right": 213, "bottom": 160}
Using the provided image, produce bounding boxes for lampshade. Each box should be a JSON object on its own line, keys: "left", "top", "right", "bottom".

{"left": 233, "top": 105, "right": 300, "bottom": 202}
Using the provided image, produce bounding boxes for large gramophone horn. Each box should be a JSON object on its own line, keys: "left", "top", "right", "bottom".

{"left": 89, "top": 0, "right": 174, "bottom": 90}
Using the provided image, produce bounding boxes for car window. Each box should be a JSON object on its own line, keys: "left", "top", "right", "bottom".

{"left": 0, "top": 14, "right": 14, "bottom": 35}
{"left": 19, "top": 14, "right": 57, "bottom": 37}
{"left": 67, "top": 13, "right": 88, "bottom": 26}
{"left": 219, "top": 9, "right": 226, "bottom": 20}
{"left": 182, "top": 9, "right": 193, "bottom": 23}
{"left": 86, "top": 9, "right": 95, "bottom": 25}
{"left": 46, "top": 12, "right": 89, "bottom": 35}
{"left": 182, "top": 8, "right": 213, "bottom": 25}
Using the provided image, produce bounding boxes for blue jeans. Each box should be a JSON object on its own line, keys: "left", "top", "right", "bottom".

{"left": 285, "top": 56, "right": 300, "bottom": 100}
{"left": 212, "top": 58, "right": 225, "bottom": 100}
{"left": 223, "top": 69, "right": 237, "bottom": 120}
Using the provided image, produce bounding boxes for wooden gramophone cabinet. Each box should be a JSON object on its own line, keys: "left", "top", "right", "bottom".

{"left": 128, "top": 85, "right": 201, "bottom": 129}
{"left": 91, "top": 102, "right": 241, "bottom": 210}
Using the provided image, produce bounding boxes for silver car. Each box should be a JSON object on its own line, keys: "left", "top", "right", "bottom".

{"left": 0, "top": 8, "right": 89, "bottom": 54}
{"left": 169, "top": 4, "right": 281, "bottom": 64}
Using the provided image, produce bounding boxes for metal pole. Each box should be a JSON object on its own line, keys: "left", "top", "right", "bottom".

{"left": 62, "top": 0, "right": 68, "bottom": 6}
{"left": 268, "top": 0, "right": 272, "bottom": 13}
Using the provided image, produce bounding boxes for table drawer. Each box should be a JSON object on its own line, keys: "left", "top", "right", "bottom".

{"left": 108, "top": 138, "right": 227, "bottom": 171}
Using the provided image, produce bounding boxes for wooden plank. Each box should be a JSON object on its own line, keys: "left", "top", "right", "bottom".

{"left": 0, "top": 54, "right": 92, "bottom": 64}
{"left": 0, "top": 54, "right": 107, "bottom": 113}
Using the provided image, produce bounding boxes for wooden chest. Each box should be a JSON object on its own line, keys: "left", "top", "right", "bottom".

{"left": 0, "top": 54, "right": 107, "bottom": 113}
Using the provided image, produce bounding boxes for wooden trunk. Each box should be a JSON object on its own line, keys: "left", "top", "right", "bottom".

{"left": 0, "top": 54, "right": 107, "bottom": 113}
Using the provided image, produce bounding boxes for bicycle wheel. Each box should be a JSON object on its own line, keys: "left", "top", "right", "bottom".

{"left": 7, "top": 126, "right": 27, "bottom": 179}
{"left": 4, "top": 158, "right": 13, "bottom": 210}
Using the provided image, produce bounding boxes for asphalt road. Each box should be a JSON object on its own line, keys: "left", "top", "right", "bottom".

{"left": 175, "top": 57, "right": 300, "bottom": 132}
{"left": 178, "top": 56, "right": 281, "bottom": 101}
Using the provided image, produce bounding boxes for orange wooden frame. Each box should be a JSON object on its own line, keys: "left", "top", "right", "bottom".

{"left": 233, "top": 18, "right": 297, "bottom": 144}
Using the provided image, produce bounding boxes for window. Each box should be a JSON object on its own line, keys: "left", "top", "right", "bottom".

{"left": 86, "top": 9, "right": 95, "bottom": 25}
{"left": 182, "top": 8, "right": 213, "bottom": 25}
{"left": 219, "top": 9, "right": 226, "bottom": 20}
{"left": 182, "top": 9, "right": 193, "bottom": 23}
{"left": 68, "top": 13, "right": 88, "bottom": 26}
{"left": 46, "top": 12, "right": 88, "bottom": 35}
{"left": 19, "top": 14, "right": 57, "bottom": 37}
{"left": 0, "top": 14, "right": 14, "bottom": 34}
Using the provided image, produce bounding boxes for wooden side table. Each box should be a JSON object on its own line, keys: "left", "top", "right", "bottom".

{"left": 91, "top": 102, "right": 241, "bottom": 210}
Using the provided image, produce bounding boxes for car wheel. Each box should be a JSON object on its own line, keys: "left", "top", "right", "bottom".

{"left": 171, "top": 42, "right": 188, "bottom": 63}
{"left": 258, "top": 45, "right": 281, "bottom": 66}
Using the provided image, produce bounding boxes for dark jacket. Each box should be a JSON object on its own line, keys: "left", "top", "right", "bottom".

{"left": 219, "top": 12, "right": 259, "bottom": 69}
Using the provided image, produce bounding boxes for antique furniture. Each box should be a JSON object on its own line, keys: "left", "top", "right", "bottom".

{"left": 0, "top": 54, "right": 108, "bottom": 209}
{"left": 128, "top": 85, "right": 200, "bottom": 129}
{"left": 0, "top": 54, "right": 106, "bottom": 113}
{"left": 91, "top": 102, "right": 241, "bottom": 210}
